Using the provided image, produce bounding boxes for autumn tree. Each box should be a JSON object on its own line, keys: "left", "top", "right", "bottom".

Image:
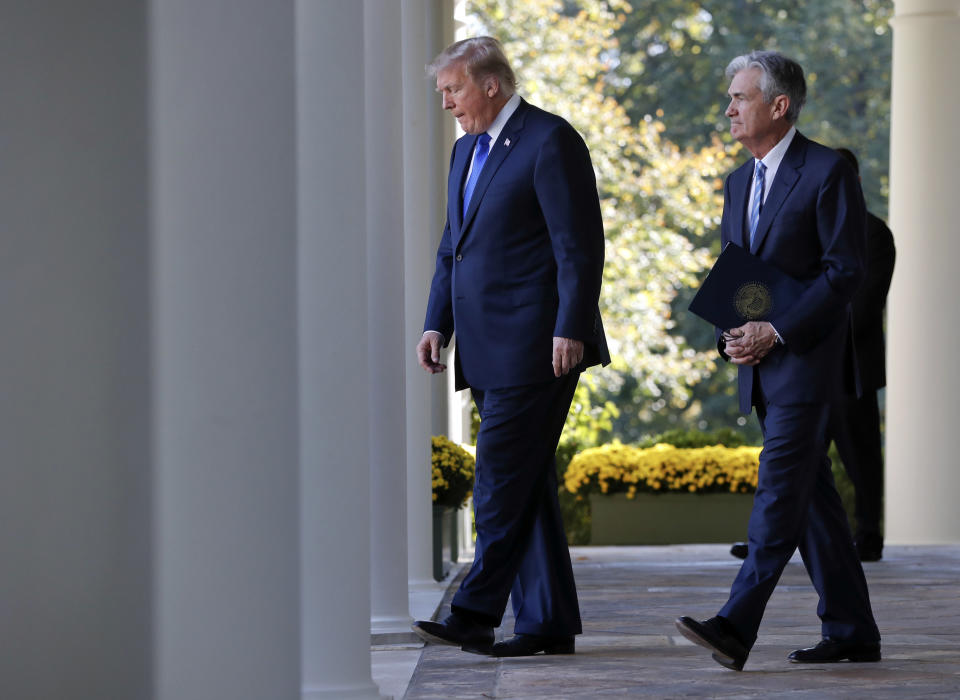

{"left": 469, "top": 0, "right": 892, "bottom": 444}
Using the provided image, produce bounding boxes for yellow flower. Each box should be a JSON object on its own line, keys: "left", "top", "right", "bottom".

{"left": 431, "top": 435, "right": 476, "bottom": 508}
{"left": 564, "top": 442, "right": 761, "bottom": 497}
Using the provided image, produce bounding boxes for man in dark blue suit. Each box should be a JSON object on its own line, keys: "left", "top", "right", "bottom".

{"left": 676, "top": 51, "right": 881, "bottom": 670}
{"left": 411, "top": 37, "right": 608, "bottom": 657}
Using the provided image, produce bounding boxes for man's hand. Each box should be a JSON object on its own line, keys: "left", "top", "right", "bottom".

{"left": 723, "top": 321, "right": 778, "bottom": 366}
{"left": 416, "top": 331, "right": 447, "bottom": 374}
{"left": 553, "top": 337, "right": 584, "bottom": 377}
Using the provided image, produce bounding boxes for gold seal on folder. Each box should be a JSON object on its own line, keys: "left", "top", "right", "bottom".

{"left": 734, "top": 282, "right": 772, "bottom": 320}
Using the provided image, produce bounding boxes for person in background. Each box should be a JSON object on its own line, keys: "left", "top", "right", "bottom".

{"left": 826, "top": 147, "right": 895, "bottom": 562}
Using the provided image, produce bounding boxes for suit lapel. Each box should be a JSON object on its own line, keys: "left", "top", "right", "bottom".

{"left": 449, "top": 135, "right": 475, "bottom": 246}
{"left": 750, "top": 132, "right": 807, "bottom": 254}
{"left": 458, "top": 100, "right": 530, "bottom": 240}
{"left": 728, "top": 161, "right": 753, "bottom": 248}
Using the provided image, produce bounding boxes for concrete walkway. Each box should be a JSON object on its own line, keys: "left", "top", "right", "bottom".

{"left": 392, "top": 544, "right": 960, "bottom": 698}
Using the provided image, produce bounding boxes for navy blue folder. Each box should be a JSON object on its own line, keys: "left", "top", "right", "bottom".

{"left": 688, "top": 243, "right": 806, "bottom": 330}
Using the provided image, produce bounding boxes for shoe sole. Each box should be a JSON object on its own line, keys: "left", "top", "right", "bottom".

{"left": 411, "top": 625, "right": 492, "bottom": 655}
{"left": 492, "top": 642, "right": 576, "bottom": 658}
{"left": 789, "top": 652, "right": 881, "bottom": 664}
{"left": 675, "top": 620, "right": 744, "bottom": 671}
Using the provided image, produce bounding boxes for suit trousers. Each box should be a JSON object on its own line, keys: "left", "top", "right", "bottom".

{"left": 451, "top": 371, "right": 582, "bottom": 636}
{"left": 718, "top": 387, "right": 880, "bottom": 647}
{"left": 828, "top": 390, "right": 884, "bottom": 541}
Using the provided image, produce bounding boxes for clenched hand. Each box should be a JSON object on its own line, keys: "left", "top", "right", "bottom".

{"left": 553, "top": 336, "right": 584, "bottom": 377}
{"left": 723, "top": 321, "right": 778, "bottom": 366}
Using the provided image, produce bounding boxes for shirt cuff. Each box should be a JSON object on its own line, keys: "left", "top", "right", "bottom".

{"left": 770, "top": 324, "right": 784, "bottom": 345}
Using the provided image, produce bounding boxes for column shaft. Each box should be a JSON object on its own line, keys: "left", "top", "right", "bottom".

{"left": 886, "top": 0, "right": 960, "bottom": 542}
{"left": 0, "top": 3, "right": 151, "bottom": 697}
{"left": 402, "top": 0, "right": 449, "bottom": 588}
{"left": 150, "top": 2, "right": 301, "bottom": 698}
{"left": 297, "top": 2, "right": 382, "bottom": 698}
{"left": 367, "top": 0, "right": 413, "bottom": 636}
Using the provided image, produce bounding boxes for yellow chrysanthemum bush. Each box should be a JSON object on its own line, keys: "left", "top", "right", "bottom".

{"left": 564, "top": 442, "right": 762, "bottom": 499}
{"left": 431, "top": 435, "right": 476, "bottom": 508}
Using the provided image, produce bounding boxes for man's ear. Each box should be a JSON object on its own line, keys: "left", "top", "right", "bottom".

{"left": 772, "top": 94, "right": 790, "bottom": 120}
{"left": 486, "top": 77, "right": 500, "bottom": 98}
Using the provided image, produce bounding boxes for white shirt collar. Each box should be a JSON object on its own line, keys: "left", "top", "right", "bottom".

{"left": 486, "top": 93, "right": 521, "bottom": 147}
{"left": 755, "top": 125, "right": 796, "bottom": 201}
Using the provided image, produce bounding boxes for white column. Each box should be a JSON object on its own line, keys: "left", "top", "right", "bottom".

{"left": 403, "top": 0, "right": 450, "bottom": 589}
{"left": 366, "top": 0, "right": 413, "bottom": 638}
{"left": 297, "top": 2, "right": 383, "bottom": 699}
{"left": 0, "top": 3, "right": 151, "bottom": 697}
{"left": 886, "top": 0, "right": 960, "bottom": 543}
{"left": 150, "top": 2, "right": 300, "bottom": 698}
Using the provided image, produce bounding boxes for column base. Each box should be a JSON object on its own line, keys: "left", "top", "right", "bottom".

{"left": 370, "top": 613, "right": 414, "bottom": 639}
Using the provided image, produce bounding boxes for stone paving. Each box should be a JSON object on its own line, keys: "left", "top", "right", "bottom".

{"left": 402, "top": 544, "right": 960, "bottom": 698}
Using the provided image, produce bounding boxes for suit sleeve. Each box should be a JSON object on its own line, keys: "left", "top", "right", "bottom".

{"left": 771, "top": 160, "right": 866, "bottom": 353}
{"left": 422, "top": 145, "right": 458, "bottom": 346}
{"left": 533, "top": 123, "right": 605, "bottom": 341}
{"left": 714, "top": 174, "right": 735, "bottom": 358}
{"left": 851, "top": 214, "right": 895, "bottom": 335}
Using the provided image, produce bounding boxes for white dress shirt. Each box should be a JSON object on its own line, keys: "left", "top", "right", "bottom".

{"left": 463, "top": 92, "right": 522, "bottom": 186}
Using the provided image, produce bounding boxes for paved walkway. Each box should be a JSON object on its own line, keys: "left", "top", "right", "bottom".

{"left": 398, "top": 544, "right": 960, "bottom": 698}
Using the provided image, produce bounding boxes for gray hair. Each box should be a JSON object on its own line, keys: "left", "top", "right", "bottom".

{"left": 725, "top": 51, "right": 807, "bottom": 124}
{"left": 427, "top": 36, "right": 517, "bottom": 96}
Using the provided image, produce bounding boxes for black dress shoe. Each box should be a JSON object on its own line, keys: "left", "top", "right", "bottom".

{"left": 675, "top": 616, "right": 749, "bottom": 671}
{"left": 491, "top": 633, "right": 575, "bottom": 657}
{"left": 730, "top": 542, "right": 748, "bottom": 559}
{"left": 788, "top": 638, "right": 881, "bottom": 663}
{"left": 855, "top": 534, "right": 883, "bottom": 562}
{"left": 412, "top": 611, "right": 494, "bottom": 654}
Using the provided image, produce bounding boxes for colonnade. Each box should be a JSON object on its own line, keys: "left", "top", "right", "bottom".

{"left": 0, "top": 1, "right": 450, "bottom": 698}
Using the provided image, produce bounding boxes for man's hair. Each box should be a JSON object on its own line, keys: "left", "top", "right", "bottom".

{"left": 725, "top": 51, "right": 807, "bottom": 125}
{"left": 427, "top": 36, "right": 517, "bottom": 96}
{"left": 835, "top": 147, "right": 860, "bottom": 174}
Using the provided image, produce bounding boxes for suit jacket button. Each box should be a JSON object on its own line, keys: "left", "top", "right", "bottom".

{"left": 456, "top": 254, "right": 463, "bottom": 261}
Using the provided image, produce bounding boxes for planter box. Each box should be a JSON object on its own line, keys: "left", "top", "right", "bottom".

{"left": 589, "top": 492, "right": 754, "bottom": 545}
{"left": 432, "top": 505, "right": 459, "bottom": 581}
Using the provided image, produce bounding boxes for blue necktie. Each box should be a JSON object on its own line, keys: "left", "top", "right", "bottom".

{"left": 462, "top": 133, "right": 491, "bottom": 218}
{"left": 748, "top": 160, "right": 766, "bottom": 247}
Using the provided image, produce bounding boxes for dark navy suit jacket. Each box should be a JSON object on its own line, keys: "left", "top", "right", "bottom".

{"left": 424, "top": 98, "right": 609, "bottom": 391}
{"left": 720, "top": 132, "right": 866, "bottom": 413}
{"left": 851, "top": 212, "right": 895, "bottom": 391}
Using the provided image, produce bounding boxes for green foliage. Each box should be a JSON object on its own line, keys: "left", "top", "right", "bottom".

{"left": 557, "top": 375, "right": 619, "bottom": 474}
{"left": 636, "top": 426, "right": 750, "bottom": 448}
{"left": 611, "top": 0, "right": 893, "bottom": 216}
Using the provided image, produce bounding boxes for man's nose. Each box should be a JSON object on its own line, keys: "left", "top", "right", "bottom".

{"left": 442, "top": 93, "right": 453, "bottom": 110}
{"left": 725, "top": 100, "right": 735, "bottom": 117}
